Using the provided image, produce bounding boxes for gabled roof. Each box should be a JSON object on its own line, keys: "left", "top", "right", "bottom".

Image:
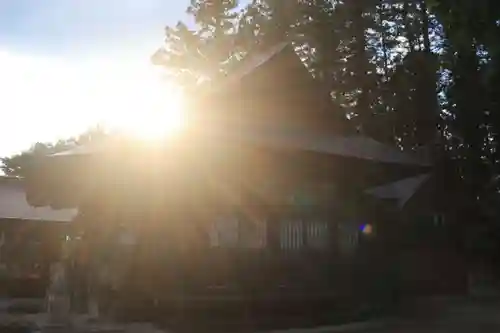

{"left": 210, "top": 42, "right": 291, "bottom": 92}
{"left": 190, "top": 41, "right": 327, "bottom": 110}
{"left": 0, "top": 176, "right": 76, "bottom": 222}
{"left": 365, "top": 173, "right": 432, "bottom": 208}
{"left": 181, "top": 41, "right": 430, "bottom": 166}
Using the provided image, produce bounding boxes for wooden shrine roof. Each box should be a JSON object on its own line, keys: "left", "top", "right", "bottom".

{"left": 25, "top": 42, "right": 431, "bottom": 209}
{"left": 191, "top": 128, "right": 431, "bottom": 166}
{"left": 365, "top": 173, "right": 432, "bottom": 208}
{"left": 44, "top": 127, "right": 430, "bottom": 167}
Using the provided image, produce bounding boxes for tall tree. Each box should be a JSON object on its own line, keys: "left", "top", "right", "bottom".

{"left": 152, "top": 0, "right": 242, "bottom": 88}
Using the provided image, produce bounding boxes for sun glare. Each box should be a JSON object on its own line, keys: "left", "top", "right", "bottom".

{"left": 0, "top": 49, "right": 191, "bottom": 154}
{"left": 0, "top": 54, "right": 187, "bottom": 155}
{"left": 116, "top": 89, "right": 185, "bottom": 140}
{"left": 99, "top": 66, "right": 186, "bottom": 141}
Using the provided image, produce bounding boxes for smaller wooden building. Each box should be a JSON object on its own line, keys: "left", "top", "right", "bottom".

{"left": 0, "top": 176, "right": 75, "bottom": 297}
{"left": 366, "top": 171, "right": 468, "bottom": 297}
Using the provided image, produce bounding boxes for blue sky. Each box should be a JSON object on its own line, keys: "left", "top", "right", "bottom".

{"left": 0, "top": 0, "right": 193, "bottom": 157}
{"left": 0, "top": 0, "right": 190, "bottom": 56}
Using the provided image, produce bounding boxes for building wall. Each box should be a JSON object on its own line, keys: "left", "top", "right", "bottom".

{"left": 0, "top": 219, "right": 67, "bottom": 297}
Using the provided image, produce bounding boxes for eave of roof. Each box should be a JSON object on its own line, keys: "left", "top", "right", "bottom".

{"left": 0, "top": 176, "right": 76, "bottom": 222}
{"left": 365, "top": 173, "right": 432, "bottom": 208}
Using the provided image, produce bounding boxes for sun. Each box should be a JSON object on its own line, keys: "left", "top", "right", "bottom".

{"left": 126, "top": 107, "right": 184, "bottom": 140}
{"left": 98, "top": 65, "right": 186, "bottom": 141}
{"left": 117, "top": 90, "right": 185, "bottom": 140}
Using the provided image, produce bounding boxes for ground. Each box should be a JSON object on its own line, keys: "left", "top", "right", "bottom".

{"left": 3, "top": 296, "right": 500, "bottom": 332}
{"left": 319, "top": 296, "right": 500, "bottom": 333}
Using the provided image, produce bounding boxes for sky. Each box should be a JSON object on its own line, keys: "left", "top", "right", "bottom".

{"left": 0, "top": 0, "right": 193, "bottom": 157}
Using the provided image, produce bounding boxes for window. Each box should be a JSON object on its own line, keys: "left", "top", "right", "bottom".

{"left": 306, "top": 221, "right": 329, "bottom": 249}
{"left": 209, "top": 215, "right": 239, "bottom": 248}
{"left": 208, "top": 215, "right": 267, "bottom": 248}
{"left": 280, "top": 220, "right": 304, "bottom": 250}
{"left": 280, "top": 220, "right": 330, "bottom": 250}
{"left": 433, "top": 213, "right": 445, "bottom": 226}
